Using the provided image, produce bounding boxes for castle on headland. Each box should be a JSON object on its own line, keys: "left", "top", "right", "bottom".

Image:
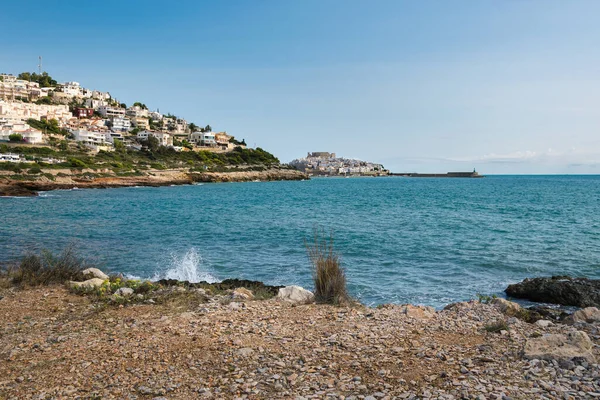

{"left": 290, "top": 152, "right": 388, "bottom": 176}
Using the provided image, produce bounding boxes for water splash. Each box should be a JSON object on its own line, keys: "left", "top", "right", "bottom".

{"left": 155, "top": 248, "right": 219, "bottom": 283}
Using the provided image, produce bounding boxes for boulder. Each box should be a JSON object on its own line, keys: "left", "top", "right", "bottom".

{"left": 567, "top": 307, "right": 600, "bottom": 324}
{"left": 535, "top": 319, "right": 553, "bottom": 328}
{"left": 231, "top": 287, "right": 254, "bottom": 300}
{"left": 277, "top": 286, "right": 315, "bottom": 304}
{"left": 505, "top": 276, "right": 600, "bottom": 307}
{"left": 526, "top": 305, "right": 570, "bottom": 322}
{"left": 400, "top": 305, "right": 436, "bottom": 319}
{"left": 492, "top": 298, "right": 522, "bottom": 315}
{"left": 523, "top": 331, "right": 595, "bottom": 363}
{"left": 82, "top": 268, "right": 109, "bottom": 280}
{"left": 114, "top": 287, "right": 134, "bottom": 297}
{"left": 69, "top": 278, "right": 104, "bottom": 289}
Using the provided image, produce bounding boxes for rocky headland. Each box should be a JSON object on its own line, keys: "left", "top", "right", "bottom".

{"left": 0, "top": 167, "right": 308, "bottom": 197}
{"left": 1, "top": 272, "right": 600, "bottom": 399}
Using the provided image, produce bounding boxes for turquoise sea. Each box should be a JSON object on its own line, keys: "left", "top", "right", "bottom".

{"left": 2, "top": 176, "right": 600, "bottom": 307}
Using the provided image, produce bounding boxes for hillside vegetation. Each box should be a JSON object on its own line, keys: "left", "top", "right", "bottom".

{"left": 0, "top": 143, "right": 283, "bottom": 176}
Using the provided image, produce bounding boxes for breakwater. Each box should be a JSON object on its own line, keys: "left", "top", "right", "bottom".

{"left": 390, "top": 171, "right": 484, "bottom": 178}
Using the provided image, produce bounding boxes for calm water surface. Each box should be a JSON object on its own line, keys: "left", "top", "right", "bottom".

{"left": 2, "top": 175, "right": 599, "bottom": 307}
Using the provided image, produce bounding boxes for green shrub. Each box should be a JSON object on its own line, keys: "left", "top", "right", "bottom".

{"left": 9, "top": 133, "right": 23, "bottom": 142}
{"left": 68, "top": 158, "right": 87, "bottom": 168}
{"left": 27, "top": 165, "right": 42, "bottom": 174}
{"left": 150, "top": 162, "right": 167, "bottom": 170}
{"left": 476, "top": 293, "right": 498, "bottom": 304}
{"left": 306, "top": 229, "right": 351, "bottom": 306}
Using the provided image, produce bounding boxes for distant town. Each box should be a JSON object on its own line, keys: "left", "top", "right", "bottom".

{"left": 290, "top": 152, "right": 388, "bottom": 176}
{"left": 0, "top": 71, "right": 246, "bottom": 154}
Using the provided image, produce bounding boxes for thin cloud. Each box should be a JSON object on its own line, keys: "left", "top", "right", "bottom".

{"left": 449, "top": 148, "right": 600, "bottom": 166}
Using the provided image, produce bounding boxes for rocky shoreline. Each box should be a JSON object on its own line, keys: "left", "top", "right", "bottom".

{"left": 2, "top": 272, "right": 600, "bottom": 399}
{"left": 0, "top": 167, "right": 308, "bottom": 197}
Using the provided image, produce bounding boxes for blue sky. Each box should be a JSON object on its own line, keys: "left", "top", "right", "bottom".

{"left": 2, "top": 0, "right": 599, "bottom": 173}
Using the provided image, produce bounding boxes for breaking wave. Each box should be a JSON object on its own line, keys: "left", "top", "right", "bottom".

{"left": 154, "top": 248, "right": 219, "bottom": 283}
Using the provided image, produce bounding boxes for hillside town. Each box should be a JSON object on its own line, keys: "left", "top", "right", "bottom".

{"left": 0, "top": 72, "right": 245, "bottom": 153}
{"left": 290, "top": 152, "right": 389, "bottom": 176}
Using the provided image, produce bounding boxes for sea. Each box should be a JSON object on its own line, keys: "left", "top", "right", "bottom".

{"left": 2, "top": 175, "right": 599, "bottom": 308}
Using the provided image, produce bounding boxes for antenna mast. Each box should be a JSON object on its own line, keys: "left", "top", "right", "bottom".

{"left": 38, "top": 56, "right": 42, "bottom": 74}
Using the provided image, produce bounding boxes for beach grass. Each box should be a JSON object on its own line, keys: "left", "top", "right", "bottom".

{"left": 6, "top": 244, "right": 87, "bottom": 287}
{"left": 306, "top": 229, "right": 352, "bottom": 306}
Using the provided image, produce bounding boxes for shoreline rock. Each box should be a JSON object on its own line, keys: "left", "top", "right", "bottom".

{"left": 0, "top": 167, "right": 309, "bottom": 197}
{"left": 505, "top": 276, "right": 600, "bottom": 307}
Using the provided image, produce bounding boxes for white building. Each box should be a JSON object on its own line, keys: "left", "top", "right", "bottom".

{"left": 126, "top": 105, "right": 149, "bottom": 118}
{"left": 92, "top": 90, "right": 111, "bottom": 101}
{"left": 110, "top": 116, "right": 131, "bottom": 132}
{"left": 0, "top": 75, "right": 42, "bottom": 101}
{"left": 104, "top": 131, "right": 124, "bottom": 144}
{"left": 71, "top": 129, "right": 113, "bottom": 152}
{"left": 0, "top": 153, "right": 22, "bottom": 162}
{"left": 60, "top": 81, "right": 84, "bottom": 97}
{"left": 137, "top": 130, "right": 173, "bottom": 147}
{"left": 149, "top": 111, "right": 163, "bottom": 121}
{"left": 191, "top": 131, "right": 216, "bottom": 146}
{"left": 0, "top": 100, "right": 72, "bottom": 125}
{"left": 131, "top": 117, "right": 149, "bottom": 130}
{"left": 97, "top": 106, "right": 126, "bottom": 118}
{"left": 85, "top": 98, "right": 108, "bottom": 109}
{"left": 0, "top": 127, "right": 44, "bottom": 144}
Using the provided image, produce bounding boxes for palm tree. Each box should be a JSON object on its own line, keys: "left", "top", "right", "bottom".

{"left": 205, "top": 124, "right": 212, "bottom": 132}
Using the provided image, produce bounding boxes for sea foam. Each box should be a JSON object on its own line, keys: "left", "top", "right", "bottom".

{"left": 154, "top": 248, "right": 219, "bottom": 283}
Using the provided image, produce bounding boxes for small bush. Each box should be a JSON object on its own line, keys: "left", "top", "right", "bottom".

{"left": 150, "top": 162, "right": 167, "bottom": 170}
{"left": 476, "top": 293, "right": 497, "bottom": 304}
{"left": 9, "top": 245, "right": 88, "bottom": 286}
{"left": 306, "top": 229, "right": 351, "bottom": 306}
{"left": 28, "top": 165, "right": 42, "bottom": 174}
{"left": 68, "top": 158, "right": 87, "bottom": 168}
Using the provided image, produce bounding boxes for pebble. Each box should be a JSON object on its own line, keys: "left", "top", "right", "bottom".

{"left": 1, "top": 287, "right": 599, "bottom": 399}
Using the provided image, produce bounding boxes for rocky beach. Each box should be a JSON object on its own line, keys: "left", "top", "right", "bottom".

{"left": 1, "top": 272, "right": 600, "bottom": 400}
{"left": 0, "top": 167, "right": 308, "bottom": 197}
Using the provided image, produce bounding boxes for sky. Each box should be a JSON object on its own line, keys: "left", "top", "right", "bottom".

{"left": 2, "top": 0, "right": 600, "bottom": 173}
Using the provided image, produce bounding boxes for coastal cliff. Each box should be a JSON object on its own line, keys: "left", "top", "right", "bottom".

{"left": 0, "top": 167, "right": 308, "bottom": 196}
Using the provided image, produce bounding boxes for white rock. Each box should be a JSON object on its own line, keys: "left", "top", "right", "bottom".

{"left": 114, "top": 287, "right": 134, "bottom": 296}
{"left": 81, "top": 268, "right": 109, "bottom": 280}
{"left": 524, "top": 330, "right": 595, "bottom": 363}
{"left": 69, "top": 278, "right": 105, "bottom": 289}
{"left": 535, "top": 319, "right": 553, "bottom": 328}
{"left": 231, "top": 287, "right": 254, "bottom": 300}
{"left": 277, "top": 286, "right": 314, "bottom": 304}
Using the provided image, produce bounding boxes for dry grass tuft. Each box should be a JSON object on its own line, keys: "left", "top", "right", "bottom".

{"left": 8, "top": 244, "right": 88, "bottom": 287}
{"left": 306, "top": 229, "right": 352, "bottom": 306}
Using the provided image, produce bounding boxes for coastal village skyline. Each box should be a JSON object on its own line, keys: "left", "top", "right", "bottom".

{"left": 2, "top": 1, "right": 599, "bottom": 174}
{"left": 0, "top": 69, "right": 385, "bottom": 175}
